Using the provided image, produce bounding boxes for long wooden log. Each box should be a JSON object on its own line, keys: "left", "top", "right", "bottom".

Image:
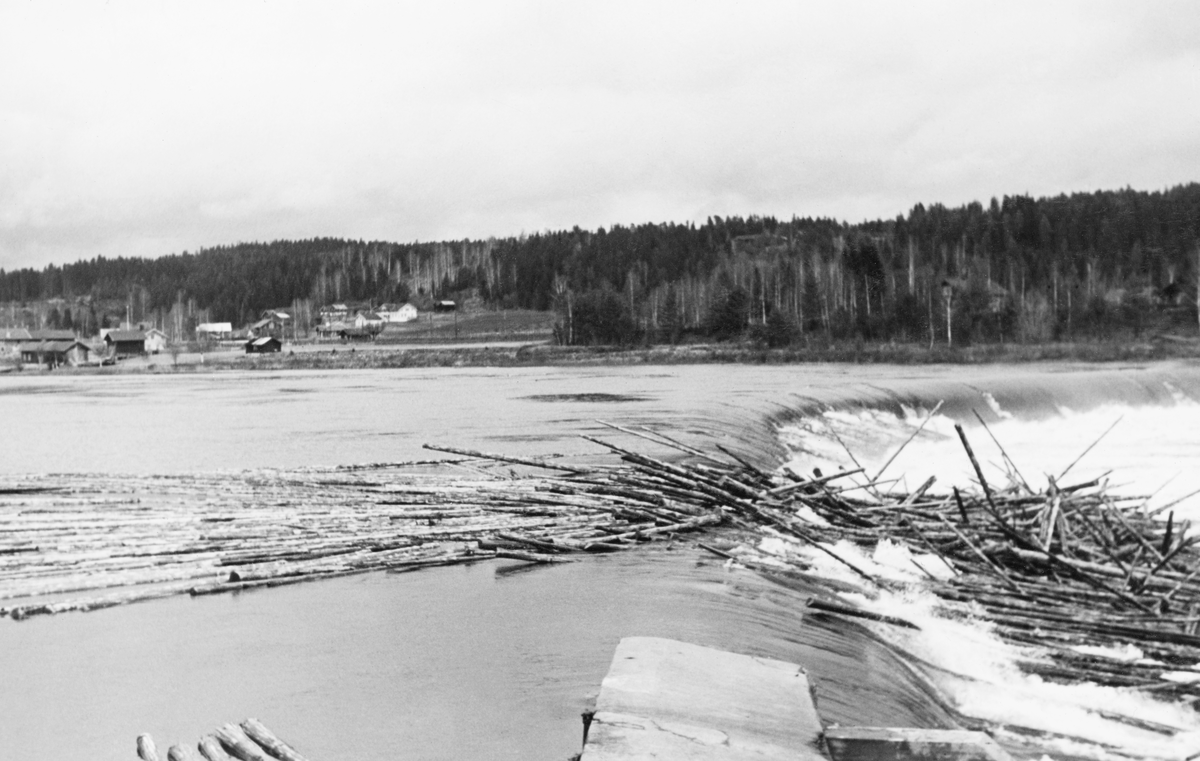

{"left": 239, "top": 719, "right": 312, "bottom": 761}
{"left": 137, "top": 734, "right": 161, "bottom": 761}
{"left": 198, "top": 736, "right": 235, "bottom": 761}
{"left": 215, "top": 724, "right": 271, "bottom": 761}
{"left": 806, "top": 596, "right": 920, "bottom": 630}
{"left": 421, "top": 443, "right": 591, "bottom": 474}
{"left": 494, "top": 549, "right": 574, "bottom": 564}
{"left": 168, "top": 745, "right": 204, "bottom": 761}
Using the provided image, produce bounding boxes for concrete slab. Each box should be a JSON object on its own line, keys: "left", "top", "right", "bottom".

{"left": 823, "top": 727, "right": 1012, "bottom": 761}
{"left": 580, "top": 636, "right": 827, "bottom": 760}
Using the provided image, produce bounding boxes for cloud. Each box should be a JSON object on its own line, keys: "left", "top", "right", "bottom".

{"left": 1, "top": 1, "right": 1198, "bottom": 270}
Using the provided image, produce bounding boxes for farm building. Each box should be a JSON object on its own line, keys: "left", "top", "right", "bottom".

{"left": 196, "top": 323, "right": 233, "bottom": 341}
{"left": 1, "top": 328, "right": 32, "bottom": 357}
{"left": 104, "top": 330, "right": 146, "bottom": 357}
{"left": 433, "top": 300, "right": 457, "bottom": 312}
{"left": 18, "top": 340, "right": 91, "bottom": 367}
{"left": 354, "top": 311, "right": 385, "bottom": 332}
{"left": 244, "top": 336, "right": 282, "bottom": 354}
{"left": 144, "top": 329, "right": 168, "bottom": 354}
{"left": 316, "top": 321, "right": 348, "bottom": 338}
{"left": 381, "top": 303, "right": 419, "bottom": 323}
{"left": 318, "top": 303, "right": 349, "bottom": 322}
{"left": 254, "top": 310, "right": 291, "bottom": 339}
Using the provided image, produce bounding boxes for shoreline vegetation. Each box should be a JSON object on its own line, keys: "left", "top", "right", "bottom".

{"left": 4, "top": 334, "right": 1200, "bottom": 375}
{"left": 1, "top": 426, "right": 1194, "bottom": 758}
{"left": 2, "top": 185, "right": 1199, "bottom": 357}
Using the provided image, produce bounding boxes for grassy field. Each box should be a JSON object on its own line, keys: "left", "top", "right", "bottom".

{"left": 376, "top": 309, "right": 555, "bottom": 343}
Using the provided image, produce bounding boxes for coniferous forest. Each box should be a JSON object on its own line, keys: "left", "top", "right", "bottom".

{"left": 2, "top": 184, "right": 1199, "bottom": 346}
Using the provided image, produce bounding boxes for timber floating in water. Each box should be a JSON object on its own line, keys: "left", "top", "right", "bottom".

{"left": 9, "top": 418, "right": 1200, "bottom": 754}
{"left": 137, "top": 718, "right": 310, "bottom": 761}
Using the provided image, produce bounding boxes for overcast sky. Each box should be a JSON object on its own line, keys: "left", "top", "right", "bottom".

{"left": 1, "top": 1, "right": 1198, "bottom": 271}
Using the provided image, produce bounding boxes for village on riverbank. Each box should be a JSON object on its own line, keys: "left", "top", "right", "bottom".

{"left": 0, "top": 300, "right": 562, "bottom": 371}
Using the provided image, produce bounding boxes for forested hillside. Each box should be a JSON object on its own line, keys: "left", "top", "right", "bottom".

{"left": 2, "top": 184, "right": 1198, "bottom": 345}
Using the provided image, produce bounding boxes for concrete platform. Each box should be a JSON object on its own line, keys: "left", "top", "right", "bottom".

{"left": 579, "top": 636, "right": 827, "bottom": 760}
{"left": 823, "top": 727, "right": 1012, "bottom": 761}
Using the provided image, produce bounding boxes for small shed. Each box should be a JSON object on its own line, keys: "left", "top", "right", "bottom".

{"left": 104, "top": 330, "right": 146, "bottom": 357}
{"left": 433, "top": 300, "right": 457, "bottom": 313}
{"left": 244, "top": 336, "right": 282, "bottom": 354}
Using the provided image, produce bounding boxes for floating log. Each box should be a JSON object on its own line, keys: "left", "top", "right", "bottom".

{"left": 138, "top": 721, "right": 308, "bottom": 761}
{"left": 420, "top": 443, "right": 591, "bottom": 474}
{"left": 167, "top": 745, "right": 204, "bottom": 761}
{"left": 240, "top": 719, "right": 312, "bottom": 761}
{"left": 197, "top": 736, "right": 234, "bottom": 761}
{"left": 805, "top": 597, "right": 920, "bottom": 630}
{"left": 137, "top": 734, "right": 160, "bottom": 761}
{"left": 214, "top": 724, "right": 271, "bottom": 761}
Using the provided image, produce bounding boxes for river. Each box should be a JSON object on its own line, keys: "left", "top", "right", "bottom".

{"left": 2, "top": 362, "right": 1199, "bottom": 760}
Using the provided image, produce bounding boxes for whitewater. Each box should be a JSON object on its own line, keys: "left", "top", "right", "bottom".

{"left": 774, "top": 368, "right": 1200, "bottom": 760}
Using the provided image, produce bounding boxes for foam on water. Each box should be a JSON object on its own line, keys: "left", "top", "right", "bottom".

{"left": 779, "top": 379, "right": 1200, "bottom": 520}
{"left": 753, "top": 533, "right": 1200, "bottom": 759}
{"left": 775, "top": 379, "right": 1200, "bottom": 759}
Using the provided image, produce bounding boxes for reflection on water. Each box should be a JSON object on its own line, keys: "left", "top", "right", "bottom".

{"left": 0, "top": 546, "right": 951, "bottom": 761}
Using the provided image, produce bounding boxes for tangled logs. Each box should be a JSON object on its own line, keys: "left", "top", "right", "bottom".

{"left": 3, "top": 419, "right": 1199, "bottom": 710}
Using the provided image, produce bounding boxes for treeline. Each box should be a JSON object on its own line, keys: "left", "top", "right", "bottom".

{"left": 1, "top": 184, "right": 1199, "bottom": 344}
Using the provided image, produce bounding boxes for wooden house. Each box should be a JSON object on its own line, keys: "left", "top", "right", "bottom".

{"left": 244, "top": 336, "right": 282, "bottom": 354}
{"left": 381, "top": 303, "right": 419, "bottom": 323}
{"left": 1, "top": 328, "right": 32, "bottom": 357}
{"left": 318, "top": 303, "right": 349, "bottom": 322}
{"left": 144, "top": 328, "right": 168, "bottom": 354}
{"left": 195, "top": 322, "right": 233, "bottom": 341}
{"left": 316, "top": 321, "right": 348, "bottom": 338}
{"left": 18, "top": 340, "right": 91, "bottom": 367}
{"left": 354, "top": 311, "right": 385, "bottom": 333}
{"left": 104, "top": 330, "right": 146, "bottom": 357}
{"left": 253, "top": 310, "right": 291, "bottom": 339}
{"left": 433, "top": 300, "right": 457, "bottom": 313}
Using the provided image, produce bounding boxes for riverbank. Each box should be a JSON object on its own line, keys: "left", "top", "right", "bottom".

{"left": 4, "top": 335, "right": 1200, "bottom": 375}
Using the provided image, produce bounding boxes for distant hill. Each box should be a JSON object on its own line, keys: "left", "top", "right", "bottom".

{"left": 1, "top": 183, "right": 1198, "bottom": 345}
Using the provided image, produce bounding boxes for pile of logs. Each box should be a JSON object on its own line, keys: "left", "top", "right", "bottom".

{"left": 688, "top": 420, "right": 1200, "bottom": 702}
{"left": 136, "top": 718, "right": 309, "bottom": 761}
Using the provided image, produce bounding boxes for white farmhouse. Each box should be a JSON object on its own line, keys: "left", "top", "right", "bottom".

{"left": 381, "top": 303, "right": 419, "bottom": 323}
